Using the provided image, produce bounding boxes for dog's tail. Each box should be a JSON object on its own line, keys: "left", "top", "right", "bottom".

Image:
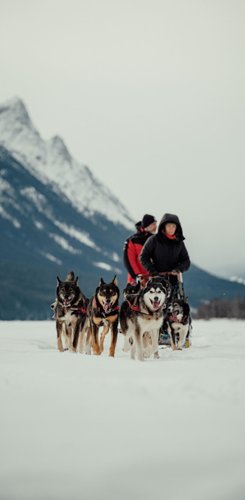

{"left": 65, "top": 271, "right": 75, "bottom": 282}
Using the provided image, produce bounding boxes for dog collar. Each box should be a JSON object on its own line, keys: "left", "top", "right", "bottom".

{"left": 77, "top": 306, "right": 88, "bottom": 314}
{"left": 129, "top": 302, "right": 162, "bottom": 317}
{"left": 129, "top": 303, "right": 141, "bottom": 312}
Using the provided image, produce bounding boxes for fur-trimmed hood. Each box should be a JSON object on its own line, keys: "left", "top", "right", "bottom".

{"left": 158, "top": 213, "right": 185, "bottom": 241}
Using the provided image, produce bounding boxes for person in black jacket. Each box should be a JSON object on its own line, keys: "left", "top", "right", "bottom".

{"left": 140, "top": 213, "right": 190, "bottom": 289}
{"left": 140, "top": 213, "right": 190, "bottom": 345}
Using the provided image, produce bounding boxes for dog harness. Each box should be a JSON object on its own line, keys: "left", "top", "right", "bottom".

{"left": 76, "top": 306, "right": 88, "bottom": 314}
{"left": 128, "top": 303, "right": 141, "bottom": 312}
{"left": 128, "top": 301, "right": 163, "bottom": 320}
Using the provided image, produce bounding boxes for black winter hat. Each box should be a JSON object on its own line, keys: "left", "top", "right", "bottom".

{"left": 135, "top": 220, "right": 142, "bottom": 231}
{"left": 142, "top": 214, "right": 156, "bottom": 228}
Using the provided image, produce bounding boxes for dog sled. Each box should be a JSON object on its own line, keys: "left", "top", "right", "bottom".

{"left": 135, "top": 272, "right": 192, "bottom": 348}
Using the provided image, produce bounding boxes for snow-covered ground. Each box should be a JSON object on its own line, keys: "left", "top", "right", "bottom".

{"left": 1, "top": 319, "right": 245, "bottom": 500}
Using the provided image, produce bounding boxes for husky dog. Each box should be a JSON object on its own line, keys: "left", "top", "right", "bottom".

{"left": 165, "top": 299, "right": 191, "bottom": 350}
{"left": 123, "top": 281, "right": 141, "bottom": 301}
{"left": 120, "top": 278, "right": 169, "bottom": 361}
{"left": 53, "top": 272, "right": 89, "bottom": 352}
{"left": 87, "top": 276, "right": 120, "bottom": 357}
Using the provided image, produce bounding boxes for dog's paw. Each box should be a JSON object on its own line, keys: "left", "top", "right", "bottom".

{"left": 143, "top": 348, "right": 151, "bottom": 358}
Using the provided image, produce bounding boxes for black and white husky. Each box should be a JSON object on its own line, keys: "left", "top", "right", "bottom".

{"left": 165, "top": 299, "right": 191, "bottom": 350}
{"left": 120, "top": 278, "right": 169, "bottom": 361}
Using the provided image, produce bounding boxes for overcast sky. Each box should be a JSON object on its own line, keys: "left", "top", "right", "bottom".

{"left": 1, "top": 0, "right": 245, "bottom": 279}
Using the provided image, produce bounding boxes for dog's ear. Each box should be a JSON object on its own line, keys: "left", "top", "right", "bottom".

{"left": 100, "top": 277, "right": 105, "bottom": 286}
{"left": 183, "top": 302, "right": 190, "bottom": 315}
{"left": 57, "top": 276, "right": 61, "bottom": 284}
{"left": 112, "top": 275, "right": 118, "bottom": 286}
{"left": 75, "top": 276, "right": 78, "bottom": 285}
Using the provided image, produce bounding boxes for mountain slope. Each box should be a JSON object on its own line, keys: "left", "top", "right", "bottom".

{"left": 0, "top": 146, "right": 130, "bottom": 318}
{"left": 0, "top": 97, "right": 133, "bottom": 229}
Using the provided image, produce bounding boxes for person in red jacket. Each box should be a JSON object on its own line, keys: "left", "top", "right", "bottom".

{"left": 123, "top": 214, "right": 157, "bottom": 283}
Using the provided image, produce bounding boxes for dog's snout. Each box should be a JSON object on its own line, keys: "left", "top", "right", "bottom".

{"left": 154, "top": 296, "right": 159, "bottom": 302}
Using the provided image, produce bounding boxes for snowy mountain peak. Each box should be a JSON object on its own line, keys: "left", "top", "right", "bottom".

{"left": 0, "top": 96, "right": 133, "bottom": 229}
{"left": 0, "top": 96, "right": 45, "bottom": 172}
{"left": 49, "top": 135, "right": 72, "bottom": 163}
{"left": 0, "top": 96, "right": 33, "bottom": 129}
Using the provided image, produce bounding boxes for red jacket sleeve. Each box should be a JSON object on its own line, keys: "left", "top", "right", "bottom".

{"left": 126, "top": 240, "right": 141, "bottom": 277}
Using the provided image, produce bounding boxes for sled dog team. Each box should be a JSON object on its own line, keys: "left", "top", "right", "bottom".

{"left": 53, "top": 212, "right": 191, "bottom": 360}
{"left": 52, "top": 271, "right": 191, "bottom": 361}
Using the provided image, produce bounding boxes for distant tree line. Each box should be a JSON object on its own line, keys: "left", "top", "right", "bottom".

{"left": 195, "top": 298, "right": 245, "bottom": 319}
